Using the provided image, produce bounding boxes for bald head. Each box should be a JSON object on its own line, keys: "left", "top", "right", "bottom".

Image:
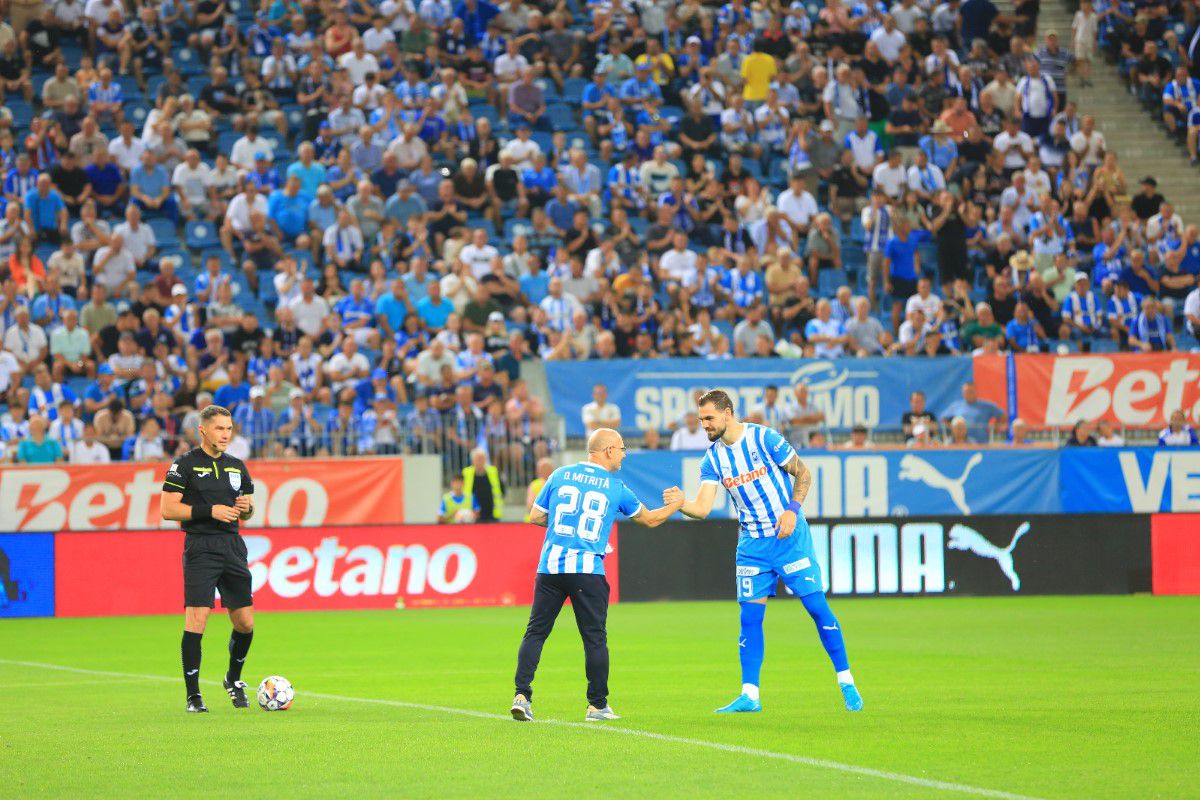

{"left": 587, "top": 427, "right": 623, "bottom": 454}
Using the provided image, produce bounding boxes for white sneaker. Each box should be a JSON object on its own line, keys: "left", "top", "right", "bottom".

{"left": 585, "top": 705, "right": 620, "bottom": 721}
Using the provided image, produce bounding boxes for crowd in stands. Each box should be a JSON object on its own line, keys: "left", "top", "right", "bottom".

{"left": 1, "top": 0, "right": 1199, "bottom": 471}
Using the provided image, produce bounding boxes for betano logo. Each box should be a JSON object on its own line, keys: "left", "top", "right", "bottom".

{"left": 723, "top": 466, "right": 768, "bottom": 489}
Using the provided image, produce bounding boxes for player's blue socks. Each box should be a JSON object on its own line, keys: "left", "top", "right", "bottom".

{"left": 738, "top": 601, "right": 766, "bottom": 691}
{"left": 800, "top": 592, "right": 850, "bottom": 674}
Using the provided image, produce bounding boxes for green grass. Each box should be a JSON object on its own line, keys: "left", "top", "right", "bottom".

{"left": 0, "top": 596, "right": 1197, "bottom": 799}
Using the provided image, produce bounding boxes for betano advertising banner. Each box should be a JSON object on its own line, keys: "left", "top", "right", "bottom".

{"left": 975, "top": 353, "right": 1200, "bottom": 428}
{"left": 545, "top": 357, "right": 975, "bottom": 437}
{"left": 52, "top": 524, "right": 571, "bottom": 617}
{"left": 619, "top": 449, "right": 1062, "bottom": 518}
{"left": 619, "top": 515, "right": 1154, "bottom": 599}
{"left": 0, "top": 458, "right": 406, "bottom": 533}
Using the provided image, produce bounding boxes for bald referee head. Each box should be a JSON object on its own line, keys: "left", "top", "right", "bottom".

{"left": 586, "top": 428, "right": 628, "bottom": 471}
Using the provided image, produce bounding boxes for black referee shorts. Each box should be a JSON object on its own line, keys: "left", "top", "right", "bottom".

{"left": 183, "top": 534, "right": 253, "bottom": 610}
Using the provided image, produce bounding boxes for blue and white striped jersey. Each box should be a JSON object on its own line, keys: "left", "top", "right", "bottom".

{"left": 699, "top": 423, "right": 799, "bottom": 538}
{"left": 533, "top": 462, "right": 644, "bottom": 575}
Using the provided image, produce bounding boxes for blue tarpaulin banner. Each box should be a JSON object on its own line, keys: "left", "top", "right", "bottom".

{"left": 616, "top": 448, "right": 1063, "bottom": 519}
{"left": 0, "top": 533, "right": 55, "bottom": 618}
{"left": 546, "top": 357, "right": 976, "bottom": 437}
{"left": 1060, "top": 448, "right": 1200, "bottom": 513}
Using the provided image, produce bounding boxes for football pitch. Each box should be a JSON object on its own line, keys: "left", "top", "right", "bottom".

{"left": 1, "top": 596, "right": 1196, "bottom": 799}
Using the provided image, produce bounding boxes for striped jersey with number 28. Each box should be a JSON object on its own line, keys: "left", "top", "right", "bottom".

{"left": 532, "top": 462, "right": 644, "bottom": 575}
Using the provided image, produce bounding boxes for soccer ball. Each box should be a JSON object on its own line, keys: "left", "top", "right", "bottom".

{"left": 257, "top": 676, "right": 294, "bottom": 711}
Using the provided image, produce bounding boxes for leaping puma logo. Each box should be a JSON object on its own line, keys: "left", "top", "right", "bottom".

{"left": 948, "top": 522, "right": 1031, "bottom": 591}
{"left": 898, "top": 453, "right": 983, "bottom": 515}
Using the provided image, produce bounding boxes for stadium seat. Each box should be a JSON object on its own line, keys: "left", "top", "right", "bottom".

{"left": 149, "top": 218, "right": 179, "bottom": 248}
{"left": 562, "top": 78, "right": 588, "bottom": 105}
{"left": 186, "top": 221, "right": 221, "bottom": 250}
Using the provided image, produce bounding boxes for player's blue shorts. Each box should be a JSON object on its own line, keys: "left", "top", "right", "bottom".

{"left": 734, "top": 519, "right": 824, "bottom": 601}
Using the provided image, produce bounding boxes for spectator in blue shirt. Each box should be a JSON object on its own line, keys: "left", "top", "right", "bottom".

{"left": 581, "top": 69, "right": 616, "bottom": 135}
{"left": 16, "top": 417, "right": 65, "bottom": 464}
{"left": 4, "top": 153, "right": 39, "bottom": 206}
{"left": 416, "top": 279, "right": 454, "bottom": 330}
{"left": 213, "top": 361, "right": 252, "bottom": 410}
{"left": 23, "top": 174, "right": 68, "bottom": 244}
{"left": 286, "top": 142, "right": 328, "bottom": 197}
{"left": 1129, "top": 296, "right": 1174, "bottom": 352}
{"left": 375, "top": 278, "right": 414, "bottom": 339}
{"left": 939, "top": 382, "right": 1005, "bottom": 443}
{"left": 620, "top": 62, "right": 664, "bottom": 112}
{"left": 129, "top": 151, "right": 178, "bottom": 223}
{"left": 267, "top": 175, "right": 311, "bottom": 245}
{"left": 233, "top": 385, "right": 277, "bottom": 455}
{"left": 1005, "top": 301, "right": 1044, "bottom": 352}
{"left": 883, "top": 217, "right": 931, "bottom": 329}
{"left": 85, "top": 149, "right": 126, "bottom": 216}
{"left": 335, "top": 278, "right": 379, "bottom": 347}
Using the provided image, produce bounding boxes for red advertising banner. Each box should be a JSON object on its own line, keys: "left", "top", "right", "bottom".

{"left": 0, "top": 458, "right": 405, "bottom": 533}
{"left": 976, "top": 353, "right": 1200, "bottom": 427}
{"left": 1151, "top": 514, "right": 1200, "bottom": 595}
{"left": 54, "top": 525, "right": 621, "bottom": 616}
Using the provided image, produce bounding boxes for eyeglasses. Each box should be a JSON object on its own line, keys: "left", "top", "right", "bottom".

{"left": 607, "top": 445, "right": 627, "bottom": 453}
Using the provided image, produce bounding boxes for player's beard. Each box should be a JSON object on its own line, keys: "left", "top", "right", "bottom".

{"left": 706, "top": 423, "right": 725, "bottom": 442}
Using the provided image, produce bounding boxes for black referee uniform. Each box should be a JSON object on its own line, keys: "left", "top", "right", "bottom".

{"left": 162, "top": 448, "right": 255, "bottom": 610}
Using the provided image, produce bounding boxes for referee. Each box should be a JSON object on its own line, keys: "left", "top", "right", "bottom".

{"left": 160, "top": 405, "right": 256, "bottom": 713}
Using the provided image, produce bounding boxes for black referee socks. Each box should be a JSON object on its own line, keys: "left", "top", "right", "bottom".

{"left": 182, "top": 631, "right": 203, "bottom": 697}
{"left": 227, "top": 630, "right": 253, "bottom": 683}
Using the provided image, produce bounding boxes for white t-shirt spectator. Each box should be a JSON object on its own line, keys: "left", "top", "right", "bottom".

{"left": 289, "top": 294, "right": 331, "bottom": 337}
{"left": 776, "top": 187, "right": 818, "bottom": 229}
{"left": 659, "top": 247, "right": 698, "bottom": 284}
{"left": 581, "top": 400, "right": 622, "bottom": 431}
{"left": 172, "top": 161, "right": 213, "bottom": 206}
{"left": 338, "top": 50, "right": 380, "bottom": 84}
{"left": 229, "top": 135, "right": 274, "bottom": 171}
{"left": 869, "top": 27, "right": 907, "bottom": 62}
{"left": 0, "top": 348, "right": 21, "bottom": 392}
{"left": 108, "top": 136, "right": 146, "bottom": 173}
{"left": 502, "top": 137, "right": 541, "bottom": 171}
{"left": 92, "top": 244, "right": 135, "bottom": 294}
{"left": 325, "top": 349, "right": 370, "bottom": 393}
{"left": 670, "top": 425, "right": 710, "bottom": 450}
{"left": 113, "top": 221, "right": 156, "bottom": 264}
{"left": 994, "top": 129, "right": 1034, "bottom": 169}
{"left": 871, "top": 161, "right": 907, "bottom": 199}
{"left": 225, "top": 192, "right": 268, "bottom": 234}
{"left": 905, "top": 292, "right": 942, "bottom": 321}
{"left": 69, "top": 438, "right": 111, "bottom": 464}
{"left": 458, "top": 241, "right": 500, "bottom": 280}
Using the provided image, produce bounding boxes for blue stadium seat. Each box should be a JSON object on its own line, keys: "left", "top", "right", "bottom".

{"left": 186, "top": 221, "right": 221, "bottom": 250}
{"left": 547, "top": 105, "right": 575, "bottom": 131}
{"left": 466, "top": 218, "right": 497, "bottom": 239}
{"left": 562, "top": 78, "right": 588, "bottom": 105}
{"left": 504, "top": 218, "right": 532, "bottom": 239}
{"left": 818, "top": 269, "right": 849, "bottom": 296}
{"left": 149, "top": 218, "right": 179, "bottom": 247}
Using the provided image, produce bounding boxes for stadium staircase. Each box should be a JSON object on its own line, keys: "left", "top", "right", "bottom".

{"left": 1037, "top": 0, "right": 1200, "bottom": 222}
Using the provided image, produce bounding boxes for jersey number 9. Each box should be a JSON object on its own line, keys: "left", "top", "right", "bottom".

{"left": 553, "top": 486, "right": 609, "bottom": 542}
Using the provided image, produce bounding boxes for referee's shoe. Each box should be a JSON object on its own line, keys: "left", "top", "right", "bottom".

{"left": 186, "top": 694, "right": 208, "bottom": 713}
{"left": 224, "top": 677, "right": 250, "bottom": 708}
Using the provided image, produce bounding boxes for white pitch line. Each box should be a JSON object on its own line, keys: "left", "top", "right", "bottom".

{"left": 0, "top": 677, "right": 163, "bottom": 689}
{"left": 0, "top": 659, "right": 1042, "bottom": 800}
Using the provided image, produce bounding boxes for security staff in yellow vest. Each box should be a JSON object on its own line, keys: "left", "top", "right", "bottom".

{"left": 463, "top": 448, "right": 504, "bottom": 523}
{"left": 440, "top": 474, "right": 480, "bottom": 524}
{"left": 524, "top": 457, "right": 555, "bottom": 523}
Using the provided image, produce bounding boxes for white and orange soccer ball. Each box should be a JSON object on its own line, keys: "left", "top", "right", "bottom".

{"left": 257, "top": 676, "right": 294, "bottom": 711}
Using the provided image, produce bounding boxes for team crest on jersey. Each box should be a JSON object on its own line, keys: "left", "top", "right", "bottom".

{"left": 228, "top": 470, "right": 241, "bottom": 491}
{"left": 750, "top": 450, "right": 761, "bottom": 464}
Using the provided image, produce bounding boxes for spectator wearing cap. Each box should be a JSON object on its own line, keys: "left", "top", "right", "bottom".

{"left": 246, "top": 150, "right": 282, "bottom": 192}
{"left": 1059, "top": 270, "right": 1102, "bottom": 347}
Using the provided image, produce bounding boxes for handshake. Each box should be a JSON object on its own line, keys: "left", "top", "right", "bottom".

{"left": 662, "top": 487, "right": 685, "bottom": 511}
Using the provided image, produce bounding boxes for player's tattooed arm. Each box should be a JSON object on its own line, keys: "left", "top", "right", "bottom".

{"left": 784, "top": 456, "right": 812, "bottom": 505}
{"left": 529, "top": 507, "right": 549, "bottom": 526}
